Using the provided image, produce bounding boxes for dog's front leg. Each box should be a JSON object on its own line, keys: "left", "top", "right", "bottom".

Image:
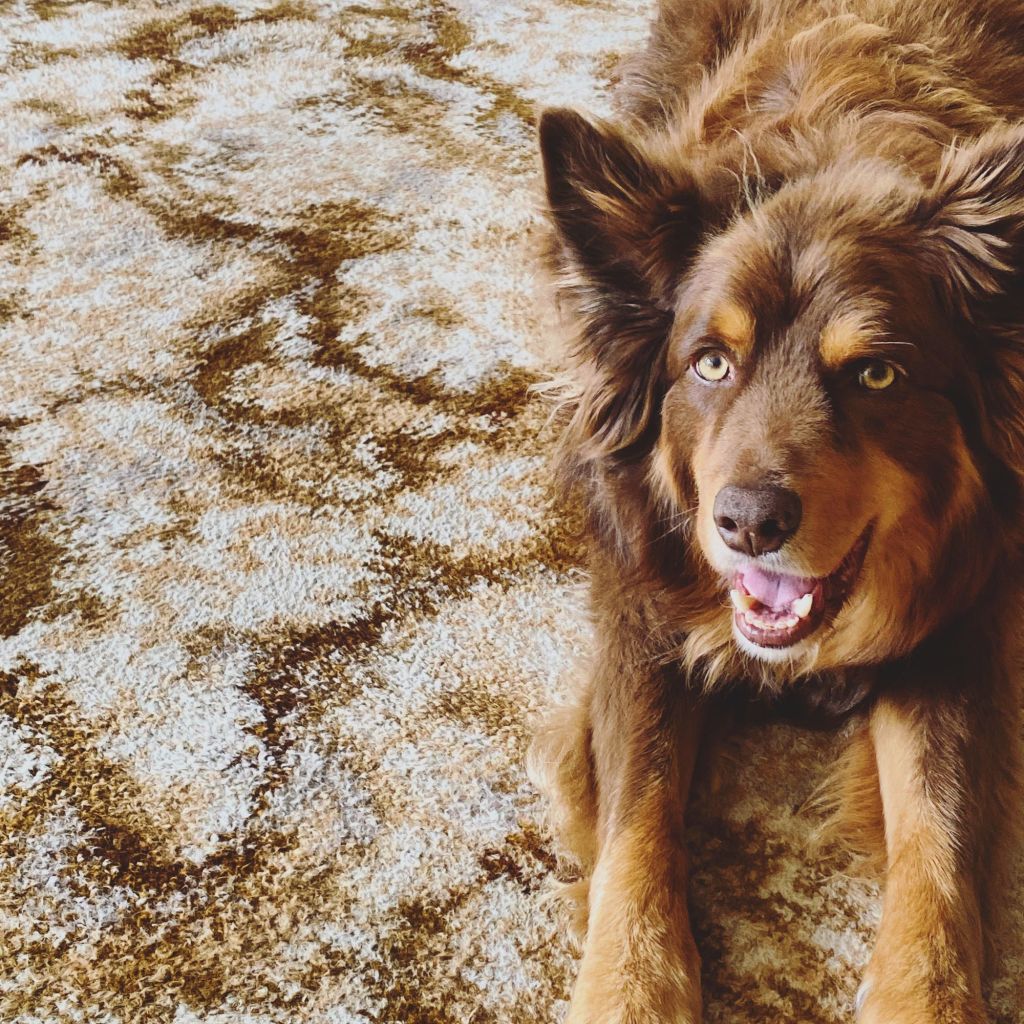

{"left": 857, "top": 636, "right": 1018, "bottom": 1024}
{"left": 567, "top": 635, "right": 704, "bottom": 1024}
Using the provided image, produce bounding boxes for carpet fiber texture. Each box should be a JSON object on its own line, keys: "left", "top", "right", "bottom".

{"left": 0, "top": 2, "right": 1022, "bottom": 1022}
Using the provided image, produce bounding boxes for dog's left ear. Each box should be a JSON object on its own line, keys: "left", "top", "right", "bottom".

{"left": 917, "top": 125, "right": 1024, "bottom": 476}
{"left": 539, "top": 108, "right": 707, "bottom": 457}
{"left": 916, "top": 125, "right": 1024, "bottom": 309}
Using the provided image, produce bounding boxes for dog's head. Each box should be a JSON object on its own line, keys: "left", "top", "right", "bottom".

{"left": 540, "top": 109, "right": 1024, "bottom": 672}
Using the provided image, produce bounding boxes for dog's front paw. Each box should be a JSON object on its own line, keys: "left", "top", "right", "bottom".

{"left": 854, "top": 973, "right": 988, "bottom": 1024}
{"left": 565, "top": 939, "right": 701, "bottom": 1024}
{"left": 566, "top": 988, "right": 700, "bottom": 1024}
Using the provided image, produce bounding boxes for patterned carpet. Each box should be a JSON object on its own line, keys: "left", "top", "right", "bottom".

{"left": 0, "top": 2, "right": 1021, "bottom": 1022}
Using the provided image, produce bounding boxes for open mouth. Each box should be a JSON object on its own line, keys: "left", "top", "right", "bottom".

{"left": 728, "top": 525, "right": 873, "bottom": 649}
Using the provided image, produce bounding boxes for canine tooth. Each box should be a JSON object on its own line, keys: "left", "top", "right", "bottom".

{"left": 791, "top": 593, "right": 813, "bottom": 619}
{"left": 730, "top": 589, "right": 756, "bottom": 612}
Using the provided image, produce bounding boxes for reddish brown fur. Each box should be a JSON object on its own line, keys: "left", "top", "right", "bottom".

{"left": 532, "top": 1, "right": 1024, "bottom": 1021}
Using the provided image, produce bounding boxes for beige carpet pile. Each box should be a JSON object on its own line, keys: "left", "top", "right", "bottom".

{"left": 0, "top": 2, "right": 1021, "bottom": 1022}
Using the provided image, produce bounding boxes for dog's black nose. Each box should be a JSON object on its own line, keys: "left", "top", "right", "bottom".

{"left": 713, "top": 484, "right": 802, "bottom": 556}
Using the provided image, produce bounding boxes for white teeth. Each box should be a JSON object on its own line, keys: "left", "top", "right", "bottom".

{"left": 743, "top": 612, "right": 799, "bottom": 631}
{"left": 732, "top": 587, "right": 813, "bottom": 633}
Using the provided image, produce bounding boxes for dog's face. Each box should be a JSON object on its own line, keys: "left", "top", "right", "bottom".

{"left": 541, "top": 109, "right": 1024, "bottom": 673}
{"left": 657, "top": 182, "right": 983, "bottom": 668}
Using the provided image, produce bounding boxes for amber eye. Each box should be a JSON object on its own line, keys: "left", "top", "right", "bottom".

{"left": 693, "top": 351, "right": 732, "bottom": 382}
{"left": 858, "top": 360, "right": 898, "bottom": 391}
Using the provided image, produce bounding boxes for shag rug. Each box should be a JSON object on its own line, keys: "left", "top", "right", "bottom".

{"left": 0, "top": 2, "right": 1021, "bottom": 1022}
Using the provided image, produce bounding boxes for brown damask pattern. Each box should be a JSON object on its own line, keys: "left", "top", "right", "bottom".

{"left": 0, "top": 2, "right": 1020, "bottom": 1022}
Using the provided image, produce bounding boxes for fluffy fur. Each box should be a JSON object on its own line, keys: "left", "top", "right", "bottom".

{"left": 532, "top": 1, "right": 1024, "bottom": 1021}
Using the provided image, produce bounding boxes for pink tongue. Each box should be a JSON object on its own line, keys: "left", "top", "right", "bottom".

{"left": 739, "top": 565, "right": 815, "bottom": 610}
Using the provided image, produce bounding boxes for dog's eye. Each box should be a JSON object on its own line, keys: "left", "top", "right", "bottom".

{"left": 858, "top": 360, "right": 898, "bottom": 391}
{"left": 693, "top": 351, "right": 732, "bottom": 382}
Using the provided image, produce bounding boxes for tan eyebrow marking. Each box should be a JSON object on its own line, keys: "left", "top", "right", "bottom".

{"left": 820, "top": 314, "right": 879, "bottom": 368}
{"left": 707, "top": 302, "right": 755, "bottom": 356}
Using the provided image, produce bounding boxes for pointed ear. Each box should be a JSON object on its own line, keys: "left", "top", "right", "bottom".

{"left": 540, "top": 107, "right": 702, "bottom": 302}
{"left": 539, "top": 108, "right": 705, "bottom": 458}
{"left": 917, "top": 125, "right": 1024, "bottom": 310}
{"left": 917, "top": 125, "right": 1024, "bottom": 478}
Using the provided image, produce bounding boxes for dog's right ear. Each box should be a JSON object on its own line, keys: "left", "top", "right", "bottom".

{"left": 540, "top": 108, "right": 702, "bottom": 301}
{"left": 539, "top": 108, "right": 705, "bottom": 457}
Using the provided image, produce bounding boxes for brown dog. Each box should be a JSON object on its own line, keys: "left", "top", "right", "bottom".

{"left": 530, "top": 1, "right": 1024, "bottom": 1021}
